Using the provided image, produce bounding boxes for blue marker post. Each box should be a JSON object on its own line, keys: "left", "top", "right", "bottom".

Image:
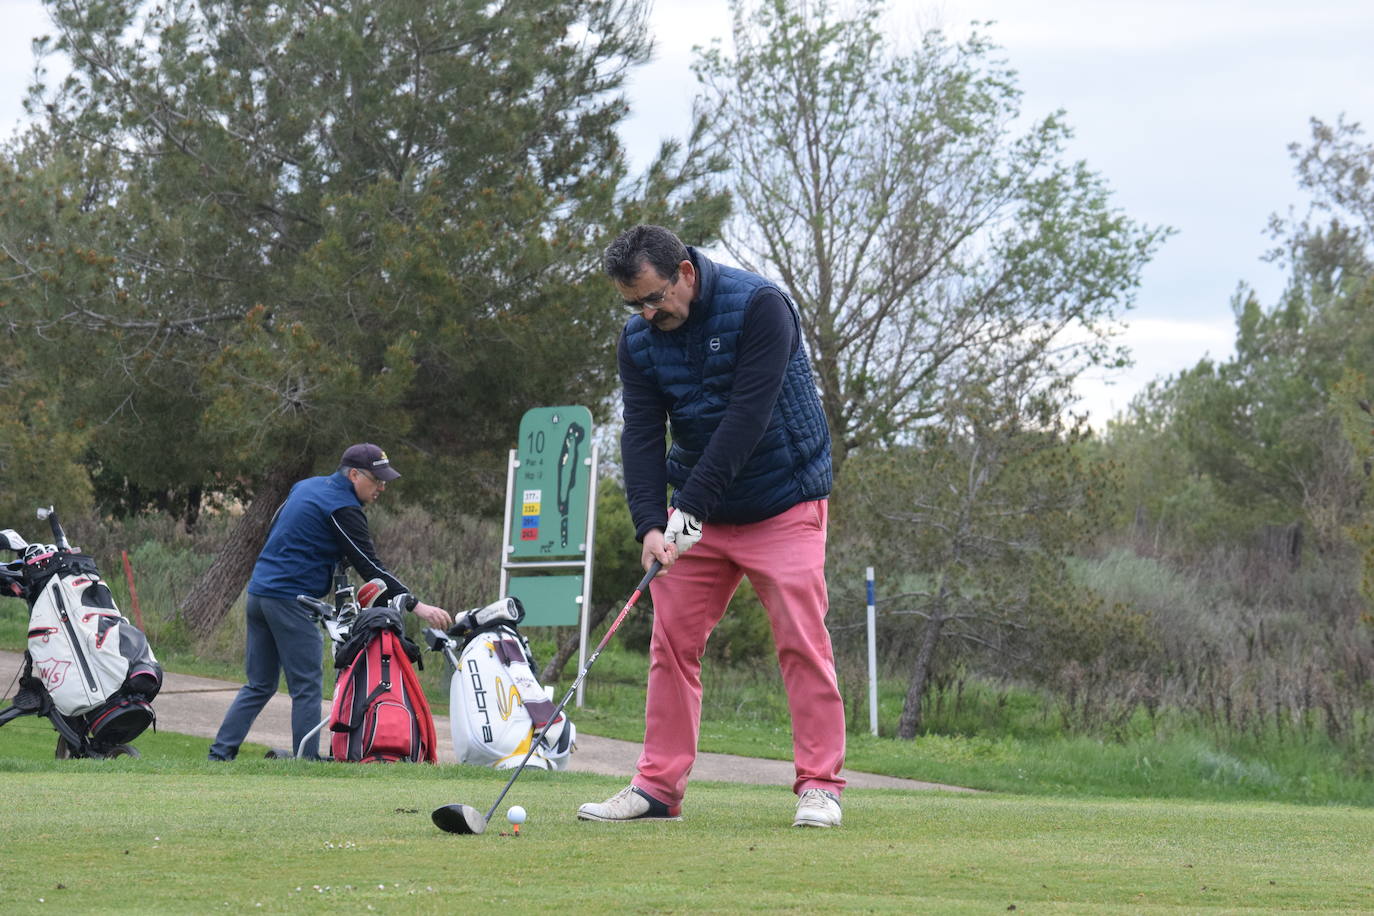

{"left": 866, "top": 566, "right": 878, "bottom": 736}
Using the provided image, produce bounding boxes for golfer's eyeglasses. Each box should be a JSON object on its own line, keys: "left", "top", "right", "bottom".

{"left": 622, "top": 274, "right": 677, "bottom": 312}
{"left": 358, "top": 469, "right": 386, "bottom": 488}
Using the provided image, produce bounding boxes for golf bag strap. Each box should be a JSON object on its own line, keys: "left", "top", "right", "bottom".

{"left": 398, "top": 642, "right": 438, "bottom": 763}
{"left": 494, "top": 638, "right": 525, "bottom": 668}
{"left": 525, "top": 699, "right": 557, "bottom": 729}
{"left": 488, "top": 633, "right": 556, "bottom": 726}
{"left": 343, "top": 652, "right": 392, "bottom": 732}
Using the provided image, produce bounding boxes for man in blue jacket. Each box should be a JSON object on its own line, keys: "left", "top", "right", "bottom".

{"left": 209, "top": 444, "right": 452, "bottom": 760}
{"left": 577, "top": 225, "right": 847, "bottom": 828}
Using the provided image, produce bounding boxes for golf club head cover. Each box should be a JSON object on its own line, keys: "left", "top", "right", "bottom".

{"left": 454, "top": 596, "right": 526, "bottom": 633}
{"left": 356, "top": 578, "right": 387, "bottom": 608}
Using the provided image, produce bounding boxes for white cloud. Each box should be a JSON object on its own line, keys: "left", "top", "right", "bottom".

{"left": 1117, "top": 317, "right": 1235, "bottom": 349}
{"left": 0, "top": 0, "right": 56, "bottom": 138}
{"left": 1074, "top": 316, "right": 1236, "bottom": 425}
{"left": 923, "top": 0, "right": 1374, "bottom": 53}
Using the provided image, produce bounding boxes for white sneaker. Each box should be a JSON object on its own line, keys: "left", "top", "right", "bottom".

{"left": 577, "top": 785, "right": 682, "bottom": 822}
{"left": 793, "top": 788, "right": 842, "bottom": 828}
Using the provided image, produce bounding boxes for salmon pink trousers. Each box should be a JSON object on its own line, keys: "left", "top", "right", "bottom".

{"left": 632, "top": 499, "right": 847, "bottom": 807}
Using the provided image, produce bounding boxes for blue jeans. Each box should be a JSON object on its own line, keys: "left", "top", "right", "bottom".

{"left": 209, "top": 593, "right": 325, "bottom": 760}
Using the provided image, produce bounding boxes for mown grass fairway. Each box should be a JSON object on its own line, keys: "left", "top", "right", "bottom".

{"left": 3, "top": 750, "right": 1373, "bottom": 913}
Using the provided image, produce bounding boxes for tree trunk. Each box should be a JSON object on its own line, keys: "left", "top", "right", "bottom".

{"left": 183, "top": 485, "right": 204, "bottom": 532}
{"left": 897, "top": 612, "right": 946, "bottom": 740}
{"left": 180, "top": 459, "right": 312, "bottom": 640}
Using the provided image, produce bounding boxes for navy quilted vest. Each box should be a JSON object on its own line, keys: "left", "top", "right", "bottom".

{"left": 249, "top": 471, "right": 361, "bottom": 599}
{"left": 622, "top": 250, "right": 832, "bottom": 523}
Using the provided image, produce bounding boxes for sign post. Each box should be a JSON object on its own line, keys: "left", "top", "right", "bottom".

{"left": 500, "top": 406, "right": 598, "bottom": 703}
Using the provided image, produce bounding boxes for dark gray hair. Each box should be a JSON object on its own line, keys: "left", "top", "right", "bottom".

{"left": 603, "top": 224, "right": 689, "bottom": 284}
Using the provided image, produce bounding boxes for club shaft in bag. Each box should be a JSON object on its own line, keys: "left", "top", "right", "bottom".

{"left": 480, "top": 560, "right": 661, "bottom": 825}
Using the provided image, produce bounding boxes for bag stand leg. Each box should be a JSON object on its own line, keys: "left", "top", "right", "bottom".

{"left": 1, "top": 670, "right": 91, "bottom": 757}
{"left": 296, "top": 718, "right": 328, "bottom": 759}
{"left": 48, "top": 710, "right": 94, "bottom": 758}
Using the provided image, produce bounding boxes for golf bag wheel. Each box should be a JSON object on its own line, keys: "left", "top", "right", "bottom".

{"left": 55, "top": 736, "right": 142, "bottom": 760}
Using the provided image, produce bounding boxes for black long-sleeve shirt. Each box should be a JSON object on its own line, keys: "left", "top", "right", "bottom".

{"left": 327, "top": 505, "right": 411, "bottom": 604}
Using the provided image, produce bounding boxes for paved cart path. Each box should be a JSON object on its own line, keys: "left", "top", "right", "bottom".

{"left": 1, "top": 650, "right": 973, "bottom": 793}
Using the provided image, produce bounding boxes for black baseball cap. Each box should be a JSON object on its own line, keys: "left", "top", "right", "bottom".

{"left": 340, "top": 443, "right": 401, "bottom": 481}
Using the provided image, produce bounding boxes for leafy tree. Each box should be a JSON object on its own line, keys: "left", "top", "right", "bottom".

{"left": 1274, "top": 116, "right": 1374, "bottom": 257}
{"left": 838, "top": 369, "right": 1133, "bottom": 739}
{"left": 0, "top": 0, "right": 726, "bottom": 636}
{"left": 1099, "top": 378, "right": 1242, "bottom": 552}
{"left": 1133, "top": 118, "right": 1374, "bottom": 554}
{"left": 1295, "top": 117, "right": 1374, "bottom": 600}
{"left": 1334, "top": 370, "right": 1374, "bottom": 618}
{"left": 0, "top": 346, "right": 93, "bottom": 525}
{"left": 694, "top": 0, "right": 1167, "bottom": 473}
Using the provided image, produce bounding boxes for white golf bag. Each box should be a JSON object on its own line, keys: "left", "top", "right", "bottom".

{"left": 0, "top": 509, "right": 163, "bottom": 757}
{"left": 426, "top": 598, "right": 574, "bottom": 771}
{"left": 25, "top": 556, "right": 161, "bottom": 719}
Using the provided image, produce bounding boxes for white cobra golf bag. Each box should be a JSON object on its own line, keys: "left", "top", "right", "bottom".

{"left": 425, "top": 597, "right": 575, "bottom": 771}
{"left": 0, "top": 508, "right": 163, "bottom": 758}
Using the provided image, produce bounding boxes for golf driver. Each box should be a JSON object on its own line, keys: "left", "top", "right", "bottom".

{"left": 432, "top": 559, "right": 662, "bottom": 835}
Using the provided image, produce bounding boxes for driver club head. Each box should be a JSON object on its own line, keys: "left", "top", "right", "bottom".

{"left": 432, "top": 804, "right": 487, "bottom": 835}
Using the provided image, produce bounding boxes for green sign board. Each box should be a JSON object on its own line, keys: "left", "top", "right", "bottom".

{"left": 507, "top": 575, "right": 584, "bottom": 628}
{"left": 507, "top": 405, "right": 594, "bottom": 560}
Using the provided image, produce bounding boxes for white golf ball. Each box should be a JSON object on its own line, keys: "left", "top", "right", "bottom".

{"left": 506, "top": 805, "right": 527, "bottom": 825}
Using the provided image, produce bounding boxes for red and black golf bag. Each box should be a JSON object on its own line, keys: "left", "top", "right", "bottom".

{"left": 327, "top": 603, "right": 436, "bottom": 763}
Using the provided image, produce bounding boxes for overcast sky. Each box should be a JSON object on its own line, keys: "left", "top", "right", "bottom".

{"left": 3, "top": 0, "right": 1372, "bottom": 425}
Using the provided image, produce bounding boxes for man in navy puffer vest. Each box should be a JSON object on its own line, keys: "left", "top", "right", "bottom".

{"left": 209, "top": 444, "right": 452, "bottom": 760}
{"left": 577, "top": 225, "right": 846, "bottom": 828}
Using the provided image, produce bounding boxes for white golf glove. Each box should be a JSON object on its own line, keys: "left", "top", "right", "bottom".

{"left": 665, "top": 509, "right": 703, "bottom": 556}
